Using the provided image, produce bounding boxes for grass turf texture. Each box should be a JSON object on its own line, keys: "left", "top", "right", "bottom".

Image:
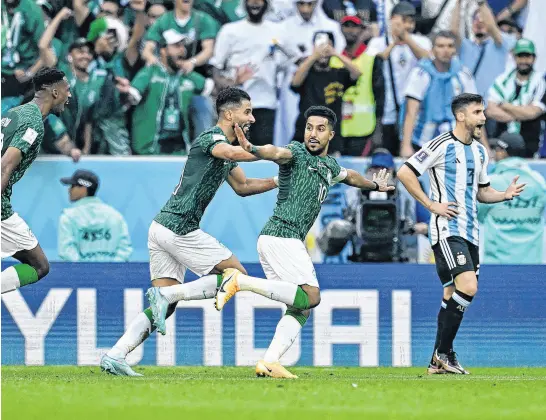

{"left": 2, "top": 367, "right": 546, "bottom": 419}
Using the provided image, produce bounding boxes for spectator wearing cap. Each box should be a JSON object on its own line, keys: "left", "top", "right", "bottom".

{"left": 322, "top": 0, "right": 379, "bottom": 36}
{"left": 335, "top": 15, "right": 385, "bottom": 156}
{"left": 211, "top": 0, "right": 292, "bottom": 146}
{"left": 274, "top": 0, "right": 345, "bottom": 146}
{"left": 39, "top": 9, "right": 99, "bottom": 154}
{"left": 365, "top": 1, "right": 431, "bottom": 156}
{"left": 478, "top": 132, "right": 546, "bottom": 264}
{"left": 1, "top": 0, "right": 45, "bottom": 99}
{"left": 143, "top": 0, "right": 219, "bottom": 137}
{"left": 59, "top": 170, "right": 132, "bottom": 262}
{"left": 116, "top": 31, "right": 215, "bottom": 155}
{"left": 401, "top": 31, "right": 479, "bottom": 157}
{"left": 83, "top": 2, "right": 148, "bottom": 155}
{"left": 452, "top": 0, "right": 516, "bottom": 100}
{"left": 486, "top": 38, "right": 546, "bottom": 157}
{"left": 291, "top": 31, "right": 361, "bottom": 154}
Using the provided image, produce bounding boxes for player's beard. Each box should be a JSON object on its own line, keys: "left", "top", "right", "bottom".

{"left": 233, "top": 122, "right": 252, "bottom": 142}
{"left": 306, "top": 139, "right": 326, "bottom": 156}
{"left": 471, "top": 124, "right": 483, "bottom": 140}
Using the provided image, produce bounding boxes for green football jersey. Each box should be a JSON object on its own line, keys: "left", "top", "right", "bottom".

{"left": 154, "top": 126, "right": 238, "bottom": 236}
{"left": 1, "top": 102, "right": 45, "bottom": 220}
{"left": 261, "top": 141, "right": 346, "bottom": 242}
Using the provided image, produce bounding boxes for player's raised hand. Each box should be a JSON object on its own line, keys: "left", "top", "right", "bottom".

{"left": 234, "top": 123, "right": 252, "bottom": 152}
{"left": 429, "top": 202, "right": 459, "bottom": 220}
{"left": 504, "top": 175, "right": 526, "bottom": 200}
{"left": 372, "top": 168, "right": 395, "bottom": 192}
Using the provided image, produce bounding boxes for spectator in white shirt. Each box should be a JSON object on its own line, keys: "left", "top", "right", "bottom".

{"left": 211, "top": 0, "right": 292, "bottom": 145}
{"left": 365, "top": 1, "right": 431, "bottom": 156}
{"left": 401, "top": 31, "right": 479, "bottom": 157}
{"left": 274, "top": 0, "right": 345, "bottom": 146}
{"left": 522, "top": 0, "right": 546, "bottom": 73}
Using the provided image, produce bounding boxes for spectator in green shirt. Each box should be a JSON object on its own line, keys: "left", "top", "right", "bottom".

{"left": 1, "top": 0, "right": 45, "bottom": 98}
{"left": 84, "top": 3, "right": 147, "bottom": 155}
{"left": 116, "top": 31, "right": 215, "bottom": 155}
{"left": 194, "top": 0, "right": 246, "bottom": 24}
{"left": 143, "top": 0, "right": 220, "bottom": 137}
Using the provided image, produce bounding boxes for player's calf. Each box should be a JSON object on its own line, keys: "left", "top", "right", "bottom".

{"left": 1, "top": 246, "right": 50, "bottom": 294}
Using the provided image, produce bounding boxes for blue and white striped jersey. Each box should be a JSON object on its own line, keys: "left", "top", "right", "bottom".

{"left": 405, "top": 131, "right": 490, "bottom": 246}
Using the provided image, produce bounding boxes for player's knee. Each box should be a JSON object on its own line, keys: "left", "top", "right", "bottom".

{"left": 462, "top": 283, "right": 478, "bottom": 297}
{"left": 35, "top": 259, "right": 50, "bottom": 279}
{"left": 307, "top": 290, "right": 321, "bottom": 308}
{"left": 443, "top": 286, "right": 455, "bottom": 300}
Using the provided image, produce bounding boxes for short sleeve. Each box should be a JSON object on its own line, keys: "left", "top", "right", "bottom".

{"left": 330, "top": 165, "right": 348, "bottom": 185}
{"left": 478, "top": 146, "right": 490, "bottom": 187}
{"left": 284, "top": 141, "right": 306, "bottom": 164}
{"left": 131, "top": 66, "right": 153, "bottom": 94}
{"left": 6, "top": 117, "right": 41, "bottom": 156}
{"left": 197, "top": 12, "right": 220, "bottom": 39}
{"left": 201, "top": 132, "right": 228, "bottom": 156}
{"left": 404, "top": 67, "right": 431, "bottom": 102}
{"left": 182, "top": 72, "right": 209, "bottom": 96}
{"left": 404, "top": 141, "right": 444, "bottom": 177}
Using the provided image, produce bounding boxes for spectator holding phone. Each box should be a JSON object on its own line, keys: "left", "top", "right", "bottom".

{"left": 291, "top": 31, "right": 361, "bottom": 154}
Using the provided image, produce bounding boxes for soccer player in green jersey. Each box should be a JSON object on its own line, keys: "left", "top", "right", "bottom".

{"left": 215, "top": 106, "right": 394, "bottom": 378}
{"left": 101, "top": 88, "right": 278, "bottom": 376}
{"left": 1, "top": 68, "right": 71, "bottom": 295}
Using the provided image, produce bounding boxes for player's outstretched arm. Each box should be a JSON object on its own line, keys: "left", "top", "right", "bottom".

{"left": 1, "top": 147, "right": 23, "bottom": 195}
{"left": 211, "top": 143, "right": 259, "bottom": 162}
{"left": 227, "top": 166, "right": 278, "bottom": 197}
{"left": 234, "top": 124, "right": 293, "bottom": 165}
{"left": 477, "top": 176, "right": 526, "bottom": 203}
{"left": 397, "top": 165, "right": 459, "bottom": 220}
{"left": 342, "top": 168, "right": 395, "bottom": 192}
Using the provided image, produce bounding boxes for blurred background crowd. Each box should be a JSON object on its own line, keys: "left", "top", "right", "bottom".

{"left": 2, "top": 0, "right": 546, "bottom": 158}
{"left": 2, "top": 0, "right": 546, "bottom": 264}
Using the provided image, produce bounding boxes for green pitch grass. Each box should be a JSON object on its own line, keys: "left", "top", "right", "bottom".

{"left": 2, "top": 367, "right": 546, "bottom": 420}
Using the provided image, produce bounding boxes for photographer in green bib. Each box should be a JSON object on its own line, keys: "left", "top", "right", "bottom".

{"left": 116, "top": 31, "right": 214, "bottom": 154}
{"left": 1, "top": 0, "right": 45, "bottom": 99}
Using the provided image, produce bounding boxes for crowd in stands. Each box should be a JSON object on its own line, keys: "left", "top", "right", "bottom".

{"left": 1, "top": 0, "right": 545, "bottom": 158}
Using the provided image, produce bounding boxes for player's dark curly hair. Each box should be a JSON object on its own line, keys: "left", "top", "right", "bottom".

{"left": 304, "top": 105, "right": 337, "bottom": 130}
{"left": 451, "top": 93, "right": 484, "bottom": 117}
{"left": 216, "top": 87, "right": 251, "bottom": 115}
{"left": 32, "top": 67, "right": 66, "bottom": 92}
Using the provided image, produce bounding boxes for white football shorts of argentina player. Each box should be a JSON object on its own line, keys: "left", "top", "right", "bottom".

{"left": 1, "top": 213, "right": 38, "bottom": 258}
{"left": 147, "top": 220, "right": 232, "bottom": 283}
{"left": 257, "top": 234, "right": 319, "bottom": 288}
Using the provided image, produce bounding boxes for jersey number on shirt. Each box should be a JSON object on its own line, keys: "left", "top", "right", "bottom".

{"left": 466, "top": 168, "right": 475, "bottom": 186}
{"left": 318, "top": 183, "right": 328, "bottom": 203}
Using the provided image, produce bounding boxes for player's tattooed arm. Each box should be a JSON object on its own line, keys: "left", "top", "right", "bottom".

{"left": 227, "top": 166, "right": 278, "bottom": 197}
{"left": 1, "top": 147, "right": 23, "bottom": 195}
{"left": 477, "top": 176, "right": 526, "bottom": 203}
{"left": 343, "top": 168, "right": 395, "bottom": 192}
{"left": 234, "top": 124, "right": 293, "bottom": 165}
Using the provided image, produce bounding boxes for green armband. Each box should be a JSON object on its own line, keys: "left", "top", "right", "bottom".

{"left": 250, "top": 145, "right": 259, "bottom": 154}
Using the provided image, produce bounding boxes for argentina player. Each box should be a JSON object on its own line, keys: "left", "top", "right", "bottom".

{"left": 398, "top": 93, "right": 526, "bottom": 374}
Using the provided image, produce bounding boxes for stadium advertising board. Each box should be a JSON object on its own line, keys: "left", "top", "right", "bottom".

{"left": 2, "top": 263, "right": 544, "bottom": 367}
